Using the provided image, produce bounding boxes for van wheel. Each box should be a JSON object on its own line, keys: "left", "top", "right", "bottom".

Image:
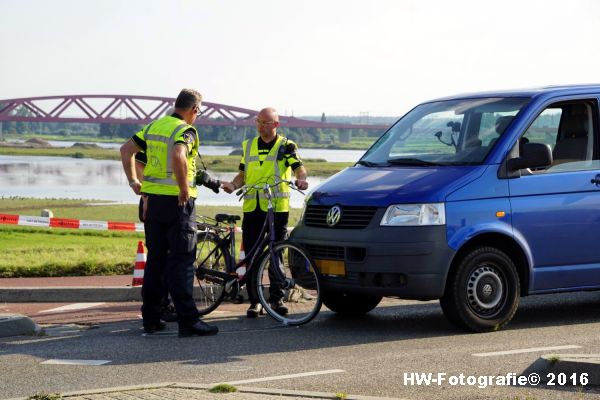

{"left": 322, "top": 292, "right": 382, "bottom": 316}
{"left": 440, "top": 247, "right": 519, "bottom": 332}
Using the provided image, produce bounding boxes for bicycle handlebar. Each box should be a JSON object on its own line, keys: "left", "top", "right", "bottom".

{"left": 235, "top": 176, "right": 305, "bottom": 200}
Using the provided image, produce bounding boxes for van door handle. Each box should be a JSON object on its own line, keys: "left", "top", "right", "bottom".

{"left": 591, "top": 174, "right": 600, "bottom": 185}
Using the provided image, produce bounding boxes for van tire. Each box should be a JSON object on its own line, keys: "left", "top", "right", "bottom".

{"left": 440, "top": 246, "right": 520, "bottom": 332}
{"left": 322, "top": 291, "right": 382, "bottom": 316}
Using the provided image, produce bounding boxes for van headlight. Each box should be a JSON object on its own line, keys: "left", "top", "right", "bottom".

{"left": 380, "top": 203, "right": 446, "bottom": 226}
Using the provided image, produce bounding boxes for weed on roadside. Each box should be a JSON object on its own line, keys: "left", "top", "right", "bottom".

{"left": 26, "top": 393, "right": 62, "bottom": 400}
{"left": 547, "top": 354, "right": 561, "bottom": 366}
{"left": 208, "top": 383, "right": 238, "bottom": 393}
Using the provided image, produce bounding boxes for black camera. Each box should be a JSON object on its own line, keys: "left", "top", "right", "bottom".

{"left": 195, "top": 170, "right": 221, "bottom": 194}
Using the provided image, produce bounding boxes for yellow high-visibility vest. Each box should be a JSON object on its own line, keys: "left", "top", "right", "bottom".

{"left": 135, "top": 115, "right": 199, "bottom": 197}
{"left": 242, "top": 136, "right": 292, "bottom": 212}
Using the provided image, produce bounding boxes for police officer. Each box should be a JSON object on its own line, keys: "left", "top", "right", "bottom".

{"left": 222, "top": 107, "right": 308, "bottom": 318}
{"left": 134, "top": 151, "right": 177, "bottom": 323}
{"left": 120, "top": 88, "right": 218, "bottom": 337}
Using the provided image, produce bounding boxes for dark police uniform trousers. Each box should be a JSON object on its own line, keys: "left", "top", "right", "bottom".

{"left": 243, "top": 208, "right": 288, "bottom": 305}
{"left": 142, "top": 194, "right": 200, "bottom": 326}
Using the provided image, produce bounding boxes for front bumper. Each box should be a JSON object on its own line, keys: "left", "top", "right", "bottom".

{"left": 289, "top": 211, "right": 455, "bottom": 300}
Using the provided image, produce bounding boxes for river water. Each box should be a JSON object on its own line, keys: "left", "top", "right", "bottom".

{"left": 0, "top": 144, "right": 363, "bottom": 206}
{"left": 9, "top": 140, "right": 366, "bottom": 162}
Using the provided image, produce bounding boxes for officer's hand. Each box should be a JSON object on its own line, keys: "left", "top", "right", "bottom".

{"left": 129, "top": 180, "right": 142, "bottom": 195}
{"left": 222, "top": 181, "right": 236, "bottom": 194}
{"left": 178, "top": 188, "right": 190, "bottom": 206}
{"left": 295, "top": 179, "right": 308, "bottom": 190}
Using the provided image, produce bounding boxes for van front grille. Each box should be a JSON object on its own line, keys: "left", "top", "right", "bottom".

{"left": 304, "top": 205, "right": 377, "bottom": 229}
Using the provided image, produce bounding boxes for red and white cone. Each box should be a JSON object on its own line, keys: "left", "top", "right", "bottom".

{"left": 236, "top": 242, "right": 246, "bottom": 279}
{"left": 132, "top": 240, "right": 146, "bottom": 287}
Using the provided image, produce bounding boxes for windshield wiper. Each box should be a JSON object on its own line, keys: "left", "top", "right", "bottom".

{"left": 387, "top": 157, "right": 441, "bottom": 166}
{"left": 356, "top": 160, "right": 388, "bottom": 167}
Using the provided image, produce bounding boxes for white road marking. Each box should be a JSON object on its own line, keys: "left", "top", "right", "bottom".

{"left": 10, "top": 335, "right": 82, "bottom": 344}
{"left": 472, "top": 345, "right": 581, "bottom": 357}
{"left": 39, "top": 303, "right": 106, "bottom": 313}
{"left": 219, "top": 369, "right": 346, "bottom": 385}
{"left": 41, "top": 359, "right": 111, "bottom": 365}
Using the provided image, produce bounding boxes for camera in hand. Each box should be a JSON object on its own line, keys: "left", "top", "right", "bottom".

{"left": 195, "top": 170, "right": 221, "bottom": 194}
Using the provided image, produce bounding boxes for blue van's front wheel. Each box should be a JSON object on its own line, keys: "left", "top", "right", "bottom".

{"left": 440, "top": 247, "right": 520, "bottom": 332}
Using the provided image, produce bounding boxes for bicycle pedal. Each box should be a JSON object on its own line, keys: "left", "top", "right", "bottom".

{"left": 232, "top": 295, "right": 244, "bottom": 304}
{"left": 225, "top": 280, "right": 240, "bottom": 297}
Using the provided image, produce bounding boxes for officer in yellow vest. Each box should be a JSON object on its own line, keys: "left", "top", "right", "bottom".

{"left": 120, "top": 89, "right": 218, "bottom": 337}
{"left": 222, "top": 107, "right": 308, "bottom": 318}
{"left": 134, "top": 151, "right": 177, "bottom": 323}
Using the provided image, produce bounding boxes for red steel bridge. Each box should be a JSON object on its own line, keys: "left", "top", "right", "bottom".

{"left": 0, "top": 95, "right": 389, "bottom": 130}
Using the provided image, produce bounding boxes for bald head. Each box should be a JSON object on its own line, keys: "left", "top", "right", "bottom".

{"left": 258, "top": 107, "right": 279, "bottom": 122}
{"left": 256, "top": 107, "right": 280, "bottom": 141}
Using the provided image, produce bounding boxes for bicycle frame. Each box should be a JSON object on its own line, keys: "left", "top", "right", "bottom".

{"left": 196, "top": 180, "right": 288, "bottom": 291}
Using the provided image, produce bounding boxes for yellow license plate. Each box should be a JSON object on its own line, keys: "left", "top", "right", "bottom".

{"left": 314, "top": 259, "right": 345, "bottom": 276}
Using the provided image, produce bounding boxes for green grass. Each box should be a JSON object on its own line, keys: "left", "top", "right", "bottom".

{"left": 0, "top": 198, "right": 302, "bottom": 276}
{"left": 0, "top": 145, "right": 119, "bottom": 160}
{"left": 0, "top": 225, "right": 142, "bottom": 277}
{"left": 5, "top": 133, "right": 122, "bottom": 143}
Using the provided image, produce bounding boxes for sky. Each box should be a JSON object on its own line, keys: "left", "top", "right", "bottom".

{"left": 1, "top": 0, "right": 600, "bottom": 117}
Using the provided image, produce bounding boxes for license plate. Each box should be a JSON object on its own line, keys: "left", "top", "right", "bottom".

{"left": 314, "top": 259, "right": 345, "bottom": 276}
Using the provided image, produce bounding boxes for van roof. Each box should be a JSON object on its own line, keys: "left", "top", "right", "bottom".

{"left": 429, "top": 84, "right": 600, "bottom": 103}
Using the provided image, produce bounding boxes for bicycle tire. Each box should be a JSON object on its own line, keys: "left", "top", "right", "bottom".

{"left": 256, "top": 242, "right": 322, "bottom": 325}
{"left": 195, "top": 231, "right": 231, "bottom": 315}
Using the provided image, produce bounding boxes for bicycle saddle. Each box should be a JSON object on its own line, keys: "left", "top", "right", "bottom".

{"left": 215, "top": 214, "right": 241, "bottom": 223}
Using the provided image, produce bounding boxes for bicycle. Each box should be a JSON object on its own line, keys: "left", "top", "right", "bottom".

{"left": 194, "top": 177, "right": 322, "bottom": 326}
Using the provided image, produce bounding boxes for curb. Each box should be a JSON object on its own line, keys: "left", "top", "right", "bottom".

{"left": 0, "top": 314, "right": 40, "bottom": 338}
{"left": 6, "top": 382, "right": 405, "bottom": 400}
{"left": 521, "top": 353, "right": 600, "bottom": 386}
{"left": 0, "top": 287, "right": 142, "bottom": 303}
{"left": 0, "top": 286, "right": 248, "bottom": 303}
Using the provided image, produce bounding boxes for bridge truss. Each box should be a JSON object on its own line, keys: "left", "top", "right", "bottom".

{"left": 0, "top": 95, "right": 389, "bottom": 130}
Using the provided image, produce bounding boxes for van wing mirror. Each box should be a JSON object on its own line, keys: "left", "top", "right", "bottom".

{"left": 507, "top": 142, "right": 553, "bottom": 171}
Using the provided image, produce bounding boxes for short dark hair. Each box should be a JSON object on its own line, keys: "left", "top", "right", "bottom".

{"left": 175, "top": 88, "right": 202, "bottom": 109}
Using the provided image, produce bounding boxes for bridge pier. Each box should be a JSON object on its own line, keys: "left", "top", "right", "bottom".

{"left": 0, "top": 122, "right": 3, "bottom": 141}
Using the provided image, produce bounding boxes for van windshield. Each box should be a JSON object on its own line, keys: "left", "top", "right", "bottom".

{"left": 360, "top": 97, "right": 530, "bottom": 166}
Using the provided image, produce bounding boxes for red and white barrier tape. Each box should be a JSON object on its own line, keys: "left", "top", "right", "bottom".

{"left": 0, "top": 213, "right": 144, "bottom": 232}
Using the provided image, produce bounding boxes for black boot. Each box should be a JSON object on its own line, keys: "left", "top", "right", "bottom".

{"left": 143, "top": 320, "right": 167, "bottom": 334}
{"left": 178, "top": 320, "right": 219, "bottom": 337}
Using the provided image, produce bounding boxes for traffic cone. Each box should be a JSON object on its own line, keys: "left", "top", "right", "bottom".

{"left": 132, "top": 241, "right": 146, "bottom": 287}
{"left": 236, "top": 242, "right": 246, "bottom": 279}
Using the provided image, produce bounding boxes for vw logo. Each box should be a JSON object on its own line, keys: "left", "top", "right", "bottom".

{"left": 326, "top": 206, "right": 342, "bottom": 227}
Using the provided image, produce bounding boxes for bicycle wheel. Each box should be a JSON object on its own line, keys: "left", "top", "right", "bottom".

{"left": 256, "top": 242, "right": 322, "bottom": 325}
{"left": 195, "top": 232, "right": 231, "bottom": 315}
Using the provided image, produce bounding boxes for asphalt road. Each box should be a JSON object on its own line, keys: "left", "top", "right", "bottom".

{"left": 2, "top": 292, "right": 600, "bottom": 399}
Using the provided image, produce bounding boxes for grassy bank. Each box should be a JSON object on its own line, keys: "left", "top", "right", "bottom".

{"left": 0, "top": 198, "right": 301, "bottom": 277}
{"left": 0, "top": 146, "right": 352, "bottom": 176}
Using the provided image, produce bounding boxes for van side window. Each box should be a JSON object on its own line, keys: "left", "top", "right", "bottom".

{"left": 521, "top": 102, "right": 599, "bottom": 173}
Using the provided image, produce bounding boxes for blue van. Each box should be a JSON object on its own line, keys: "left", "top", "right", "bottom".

{"left": 289, "top": 84, "right": 600, "bottom": 332}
